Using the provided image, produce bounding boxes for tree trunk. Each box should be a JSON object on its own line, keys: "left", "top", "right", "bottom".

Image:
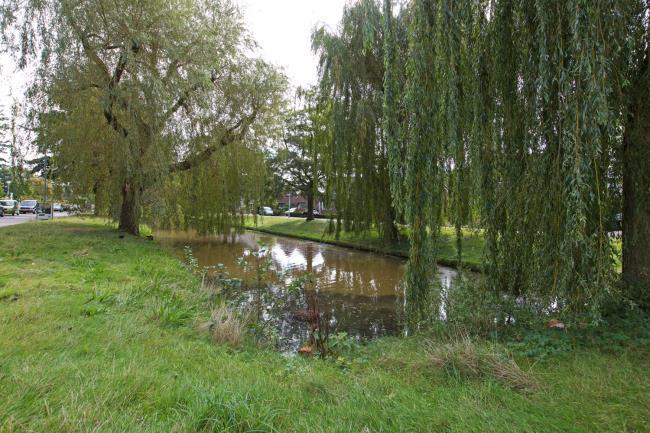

{"left": 622, "top": 59, "right": 650, "bottom": 308}
{"left": 92, "top": 181, "right": 101, "bottom": 217}
{"left": 383, "top": 203, "right": 399, "bottom": 243}
{"left": 118, "top": 181, "right": 141, "bottom": 235}
{"left": 306, "top": 187, "right": 315, "bottom": 221}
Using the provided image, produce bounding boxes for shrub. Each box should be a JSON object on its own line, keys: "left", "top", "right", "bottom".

{"left": 198, "top": 304, "right": 249, "bottom": 347}
{"left": 427, "top": 335, "right": 538, "bottom": 393}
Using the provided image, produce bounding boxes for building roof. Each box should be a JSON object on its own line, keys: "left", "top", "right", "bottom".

{"left": 278, "top": 194, "right": 307, "bottom": 205}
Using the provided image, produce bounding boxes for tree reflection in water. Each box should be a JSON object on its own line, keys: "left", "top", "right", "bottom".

{"left": 157, "top": 230, "right": 456, "bottom": 351}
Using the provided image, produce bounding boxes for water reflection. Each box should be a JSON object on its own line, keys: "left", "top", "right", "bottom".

{"left": 156, "top": 230, "right": 456, "bottom": 350}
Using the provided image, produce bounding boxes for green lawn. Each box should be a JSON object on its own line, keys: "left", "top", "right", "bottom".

{"left": 244, "top": 216, "right": 485, "bottom": 270}
{"left": 0, "top": 218, "right": 647, "bottom": 432}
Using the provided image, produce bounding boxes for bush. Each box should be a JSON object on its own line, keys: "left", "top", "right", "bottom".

{"left": 427, "top": 335, "right": 538, "bottom": 393}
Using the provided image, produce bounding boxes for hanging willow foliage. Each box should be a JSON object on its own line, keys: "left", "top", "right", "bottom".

{"left": 401, "top": 0, "right": 479, "bottom": 329}
{"left": 312, "top": 0, "right": 399, "bottom": 242}
{"left": 379, "top": 0, "right": 648, "bottom": 325}
{"left": 480, "top": 0, "right": 647, "bottom": 319}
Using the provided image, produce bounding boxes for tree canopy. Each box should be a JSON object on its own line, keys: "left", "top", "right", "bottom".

{"left": 312, "top": 0, "right": 399, "bottom": 242}
{"left": 270, "top": 88, "right": 326, "bottom": 221}
{"left": 403, "top": 0, "right": 647, "bottom": 324}
{"left": 2, "top": 0, "right": 286, "bottom": 234}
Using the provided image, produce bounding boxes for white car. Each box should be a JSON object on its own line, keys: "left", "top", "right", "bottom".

{"left": 258, "top": 206, "right": 274, "bottom": 216}
{"left": 0, "top": 199, "right": 18, "bottom": 216}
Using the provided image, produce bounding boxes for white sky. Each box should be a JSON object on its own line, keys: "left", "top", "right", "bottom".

{"left": 0, "top": 0, "right": 348, "bottom": 158}
{"left": 236, "top": 0, "right": 347, "bottom": 88}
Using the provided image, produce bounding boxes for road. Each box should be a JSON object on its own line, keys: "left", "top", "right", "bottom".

{"left": 0, "top": 212, "right": 69, "bottom": 228}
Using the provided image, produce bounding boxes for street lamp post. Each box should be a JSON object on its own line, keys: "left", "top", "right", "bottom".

{"left": 42, "top": 155, "right": 53, "bottom": 219}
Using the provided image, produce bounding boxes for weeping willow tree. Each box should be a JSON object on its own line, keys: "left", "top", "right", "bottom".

{"left": 312, "top": 0, "right": 399, "bottom": 242}
{"left": 478, "top": 0, "right": 649, "bottom": 318}
{"left": 382, "top": 0, "right": 649, "bottom": 325}
{"left": 2, "top": 0, "right": 286, "bottom": 235}
{"left": 382, "top": 0, "right": 480, "bottom": 329}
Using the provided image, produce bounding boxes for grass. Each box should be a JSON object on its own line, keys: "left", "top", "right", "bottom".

{"left": 0, "top": 217, "right": 648, "bottom": 432}
{"left": 243, "top": 216, "right": 485, "bottom": 270}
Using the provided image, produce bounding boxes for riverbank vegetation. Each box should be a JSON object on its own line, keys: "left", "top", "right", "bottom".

{"left": 3, "top": 0, "right": 648, "bottom": 327}
{"left": 1, "top": 219, "right": 648, "bottom": 432}
{"left": 245, "top": 216, "right": 485, "bottom": 269}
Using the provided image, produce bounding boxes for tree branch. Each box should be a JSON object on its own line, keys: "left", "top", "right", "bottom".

{"left": 68, "top": 17, "right": 110, "bottom": 81}
{"left": 160, "top": 69, "right": 219, "bottom": 126}
{"left": 169, "top": 106, "right": 259, "bottom": 172}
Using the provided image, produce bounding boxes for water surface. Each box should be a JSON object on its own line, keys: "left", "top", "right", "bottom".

{"left": 157, "top": 230, "right": 456, "bottom": 350}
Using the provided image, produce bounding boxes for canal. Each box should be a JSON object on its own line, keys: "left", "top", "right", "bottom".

{"left": 157, "top": 230, "right": 457, "bottom": 350}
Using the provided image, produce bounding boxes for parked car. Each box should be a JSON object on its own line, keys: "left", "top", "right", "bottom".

{"left": 53, "top": 203, "right": 63, "bottom": 212}
{"left": 305, "top": 209, "right": 320, "bottom": 217}
{"left": 0, "top": 199, "right": 18, "bottom": 216}
{"left": 258, "top": 206, "right": 274, "bottom": 216}
{"left": 285, "top": 207, "right": 320, "bottom": 217}
{"left": 285, "top": 207, "right": 305, "bottom": 217}
{"left": 19, "top": 200, "right": 39, "bottom": 214}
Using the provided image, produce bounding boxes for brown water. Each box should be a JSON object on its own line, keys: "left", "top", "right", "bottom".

{"left": 156, "top": 230, "right": 456, "bottom": 350}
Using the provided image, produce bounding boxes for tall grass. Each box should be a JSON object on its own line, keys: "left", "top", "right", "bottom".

{"left": 198, "top": 304, "right": 249, "bottom": 347}
{"left": 427, "top": 335, "right": 539, "bottom": 393}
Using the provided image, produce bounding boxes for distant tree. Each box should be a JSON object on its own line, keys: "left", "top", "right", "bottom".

{"left": 271, "top": 88, "right": 326, "bottom": 221}
{"left": 2, "top": 0, "right": 286, "bottom": 235}
{"left": 0, "top": 100, "right": 30, "bottom": 199}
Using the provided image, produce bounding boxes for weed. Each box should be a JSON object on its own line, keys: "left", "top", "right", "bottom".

{"left": 185, "top": 392, "right": 279, "bottom": 433}
{"left": 81, "top": 289, "right": 116, "bottom": 316}
{"left": 507, "top": 332, "right": 572, "bottom": 359}
{"left": 183, "top": 245, "right": 200, "bottom": 273}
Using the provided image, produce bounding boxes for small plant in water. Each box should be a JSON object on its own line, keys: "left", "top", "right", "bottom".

{"left": 290, "top": 273, "right": 333, "bottom": 358}
{"left": 183, "top": 245, "right": 199, "bottom": 274}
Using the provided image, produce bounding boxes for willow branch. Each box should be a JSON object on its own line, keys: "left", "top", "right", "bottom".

{"left": 169, "top": 106, "right": 258, "bottom": 172}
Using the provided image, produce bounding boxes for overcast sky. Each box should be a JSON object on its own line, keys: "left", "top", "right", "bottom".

{"left": 237, "top": 0, "right": 347, "bottom": 88}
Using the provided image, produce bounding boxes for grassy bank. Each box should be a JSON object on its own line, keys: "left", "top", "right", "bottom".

{"left": 1, "top": 218, "right": 648, "bottom": 432}
{"left": 244, "top": 216, "right": 485, "bottom": 270}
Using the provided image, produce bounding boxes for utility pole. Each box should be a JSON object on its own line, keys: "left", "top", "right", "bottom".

{"left": 43, "top": 156, "right": 47, "bottom": 216}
